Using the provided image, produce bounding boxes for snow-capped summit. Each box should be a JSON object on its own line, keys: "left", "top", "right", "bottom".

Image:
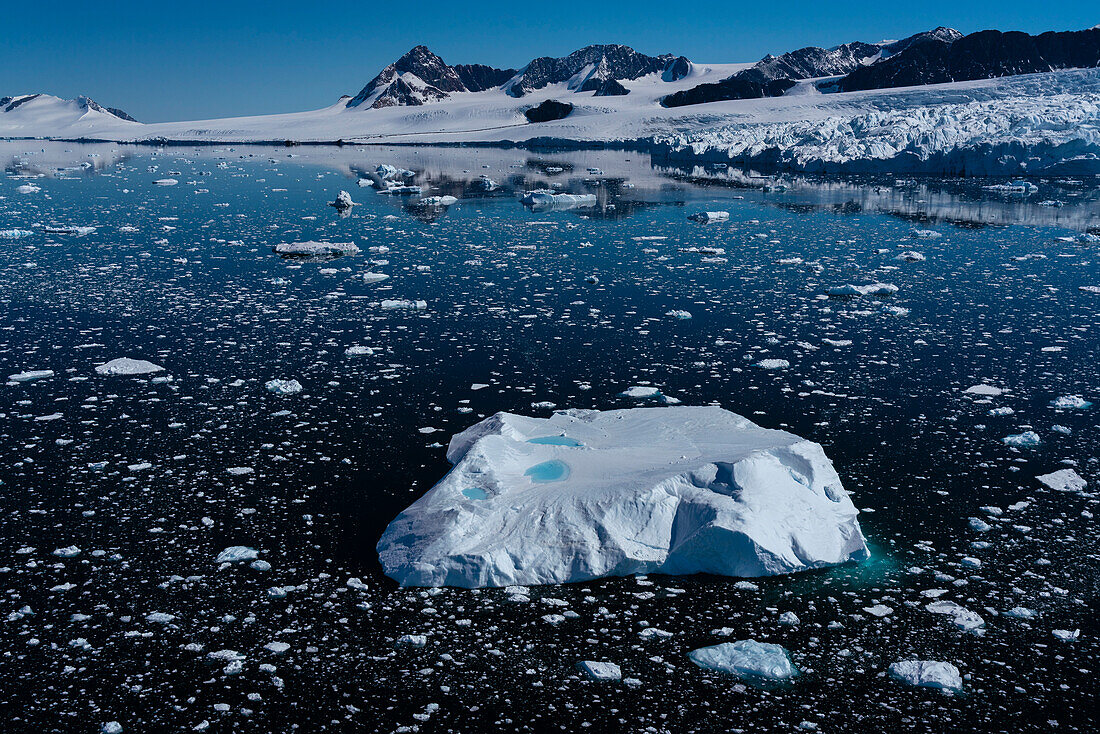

{"left": 346, "top": 46, "right": 515, "bottom": 109}
{"left": 0, "top": 93, "right": 138, "bottom": 136}
{"left": 504, "top": 44, "right": 690, "bottom": 97}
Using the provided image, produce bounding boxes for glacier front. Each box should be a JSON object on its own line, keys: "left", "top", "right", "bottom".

{"left": 377, "top": 406, "right": 869, "bottom": 587}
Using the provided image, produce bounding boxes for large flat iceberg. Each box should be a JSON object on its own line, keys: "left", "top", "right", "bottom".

{"left": 377, "top": 406, "right": 869, "bottom": 587}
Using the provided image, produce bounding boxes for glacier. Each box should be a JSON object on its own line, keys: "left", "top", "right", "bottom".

{"left": 376, "top": 406, "right": 869, "bottom": 588}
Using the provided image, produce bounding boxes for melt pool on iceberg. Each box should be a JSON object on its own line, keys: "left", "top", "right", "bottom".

{"left": 377, "top": 406, "right": 870, "bottom": 587}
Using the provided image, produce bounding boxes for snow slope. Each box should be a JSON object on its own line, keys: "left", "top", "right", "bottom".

{"left": 377, "top": 406, "right": 869, "bottom": 588}
{"left": 3, "top": 67, "right": 1099, "bottom": 174}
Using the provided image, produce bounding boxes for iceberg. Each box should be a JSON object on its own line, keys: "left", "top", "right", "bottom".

{"left": 8, "top": 369, "right": 54, "bottom": 382}
{"left": 329, "top": 190, "right": 356, "bottom": 210}
{"left": 1036, "top": 468, "right": 1086, "bottom": 493}
{"left": 521, "top": 190, "right": 597, "bottom": 210}
{"left": 94, "top": 358, "right": 164, "bottom": 376}
{"left": 274, "top": 241, "right": 360, "bottom": 257}
{"left": 688, "top": 211, "right": 730, "bottom": 223}
{"left": 576, "top": 661, "right": 621, "bottom": 681}
{"left": 265, "top": 379, "right": 302, "bottom": 395}
{"left": 826, "top": 282, "right": 899, "bottom": 297}
{"left": 688, "top": 640, "right": 798, "bottom": 681}
{"left": 377, "top": 406, "right": 869, "bottom": 587}
{"left": 888, "top": 660, "right": 963, "bottom": 690}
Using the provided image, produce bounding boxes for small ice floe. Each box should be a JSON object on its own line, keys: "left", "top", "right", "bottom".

{"left": 688, "top": 640, "right": 798, "bottom": 681}
{"left": 17, "top": 183, "right": 41, "bottom": 194}
{"left": 226, "top": 467, "right": 254, "bottom": 476}
{"left": 95, "top": 358, "right": 164, "bottom": 376}
{"left": 265, "top": 379, "right": 302, "bottom": 395}
{"left": 895, "top": 251, "right": 926, "bottom": 262}
{"left": 101, "top": 723, "right": 123, "bottom": 734}
{"left": 863, "top": 604, "right": 894, "bottom": 617}
{"left": 265, "top": 641, "right": 291, "bottom": 655}
{"left": 520, "top": 190, "right": 596, "bottom": 210}
{"left": 329, "top": 190, "right": 356, "bottom": 210}
{"left": 8, "top": 369, "right": 54, "bottom": 382}
{"left": 964, "top": 384, "right": 1003, "bottom": 397}
{"left": 421, "top": 195, "right": 458, "bottom": 206}
{"left": 44, "top": 225, "right": 96, "bottom": 236}
{"left": 0, "top": 229, "right": 34, "bottom": 239}
{"left": 1003, "top": 607, "right": 1037, "bottom": 620}
{"left": 1035, "top": 468, "right": 1086, "bottom": 493}
{"left": 666, "top": 310, "right": 692, "bottom": 320}
{"left": 361, "top": 272, "right": 390, "bottom": 283}
{"left": 1050, "top": 395, "right": 1092, "bottom": 410}
{"left": 216, "top": 546, "right": 259, "bottom": 564}
{"left": 380, "top": 299, "right": 427, "bottom": 310}
{"left": 145, "top": 612, "right": 176, "bottom": 624}
{"left": 888, "top": 660, "right": 962, "bottom": 690}
{"left": 274, "top": 241, "right": 360, "bottom": 257}
{"left": 984, "top": 180, "right": 1038, "bottom": 194}
{"left": 755, "top": 359, "right": 790, "bottom": 370}
{"left": 619, "top": 386, "right": 661, "bottom": 399}
{"left": 377, "top": 164, "right": 414, "bottom": 180}
{"left": 345, "top": 346, "right": 373, "bottom": 356}
{"left": 576, "top": 661, "right": 621, "bottom": 681}
{"left": 153, "top": 178, "right": 178, "bottom": 186}
{"left": 826, "top": 283, "right": 898, "bottom": 297}
{"left": 53, "top": 546, "right": 81, "bottom": 558}
{"left": 395, "top": 634, "right": 427, "bottom": 649}
{"left": 911, "top": 229, "right": 942, "bottom": 239}
{"left": 688, "top": 211, "right": 729, "bottom": 223}
{"left": 778, "top": 611, "right": 800, "bottom": 626}
{"left": 1002, "top": 431, "right": 1040, "bottom": 447}
{"left": 1053, "top": 629, "right": 1080, "bottom": 642}
{"left": 925, "top": 600, "right": 985, "bottom": 632}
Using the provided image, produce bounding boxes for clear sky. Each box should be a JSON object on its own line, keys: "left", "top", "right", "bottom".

{"left": 3, "top": 1, "right": 1096, "bottom": 122}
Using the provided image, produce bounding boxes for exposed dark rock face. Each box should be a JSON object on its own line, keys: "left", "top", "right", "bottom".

{"left": 662, "top": 56, "right": 692, "bottom": 82}
{"left": 661, "top": 77, "right": 796, "bottom": 108}
{"left": 838, "top": 28, "right": 1100, "bottom": 92}
{"left": 2, "top": 94, "right": 40, "bottom": 112}
{"left": 524, "top": 100, "right": 574, "bottom": 123}
{"left": 347, "top": 46, "right": 514, "bottom": 108}
{"left": 454, "top": 64, "right": 517, "bottom": 93}
{"left": 105, "top": 107, "right": 137, "bottom": 122}
{"left": 506, "top": 44, "right": 675, "bottom": 97}
{"left": 661, "top": 27, "right": 963, "bottom": 107}
{"left": 589, "top": 79, "right": 631, "bottom": 96}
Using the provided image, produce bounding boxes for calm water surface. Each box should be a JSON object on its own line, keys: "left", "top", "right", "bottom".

{"left": 1, "top": 142, "right": 1098, "bottom": 732}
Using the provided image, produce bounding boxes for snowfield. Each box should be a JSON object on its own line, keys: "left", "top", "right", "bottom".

{"left": 3, "top": 67, "right": 1100, "bottom": 174}
{"left": 377, "top": 406, "right": 870, "bottom": 588}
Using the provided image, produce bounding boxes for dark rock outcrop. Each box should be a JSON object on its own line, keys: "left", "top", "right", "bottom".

{"left": 662, "top": 77, "right": 796, "bottom": 108}
{"left": 590, "top": 79, "right": 631, "bottom": 96}
{"left": 838, "top": 27, "right": 1100, "bottom": 92}
{"left": 347, "top": 46, "right": 515, "bottom": 108}
{"left": 524, "top": 100, "right": 574, "bottom": 123}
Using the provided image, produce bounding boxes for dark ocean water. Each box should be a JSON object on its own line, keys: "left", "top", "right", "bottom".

{"left": 1, "top": 142, "right": 1097, "bottom": 732}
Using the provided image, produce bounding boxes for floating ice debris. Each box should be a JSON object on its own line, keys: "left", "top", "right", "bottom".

{"left": 44, "top": 225, "right": 96, "bottom": 235}
{"left": 1002, "top": 431, "right": 1040, "bottom": 447}
{"left": 911, "top": 229, "right": 942, "bottom": 239}
{"left": 265, "top": 641, "right": 291, "bottom": 655}
{"left": 1053, "top": 629, "right": 1080, "bottom": 642}
{"left": 421, "top": 195, "right": 458, "bottom": 206}
{"left": 888, "top": 660, "right": 962, "bottom": 690}
{"left": 577, "top": 661, "right": 621, "bottom": 681}
{"left": 345, "top": 346, "right": 373, "bottom": 356}
{"left": 895, "top": 250, "right": 926, "bottom": 261}
{"left": 274, "top": 241, "right": 360, "bottom": 257}
{"left": 53, "top": 546, "right": 81, "bottom": 558}
{"left": 863, "top": 604, "right": 894, "bottom": 617}
{"left": 1003, "top": 607, "right": 1037, "bottom": 620}
{"left": 329, "top": 190, "right": 356, "bottom": 210}
{"left": 826, "top": 283, "right": 898, "bottom": 297}
{"left": 688, "top": 211, "right": 729, "bottom": 223}
{"left": 521, "top": 191, "right": 596, "bottom": 210}
{"left": 755, "top": 359, "right": 790, "bottom": 370}
{"left": 377, "top": 407, "right": 868, "bottom": 587}
{"left": 17, "top": 183, "right": 41, "bottom": 193}
{"left": 396, "top": 634, "right": 428, "bottom": 648}
{"left": 216, "top": 546, "right": 259, "bottom": 564}
{"left": 964, "top": 384, "right": 1003, "bottom": 396}
{"left": 94, "top": 358, "right": 164, "bottom": 376}
{"left": 380, "top": 299, "right": 427, "bottom": 310}
{"left": 1035, "top": 468, "right": 1086, "bottom": 493}
{"left": 153, "top": 178, "right": 178, "bottom": 186}
{"left": 688, "top": 640, "right": 798, "bottom": 681}
{"left": 778, "top": 611, "right": 800, "bottom": 625}
{"left": 226, "top": 467, "right": 254, "bottom": 476}
{"left": 376, "top": 164, "right": 414, "bottom": 180}
{"left": 361, "top": 272, "right": 390, "bottom": 283}
{"left": 265, "top": 379, "right": 302, "bottom": 395}
{"left": 1050, "top": 395, "right": 1092, "bottom": 410}
{"left": 619, "top": 386, "right": 661, "bottom": 398}
{"left": 925, "top": 600, "right": 985, "bottom": 632}
{"left": 101, "top": 723, "right": 123, "bottom": 734}
{"left": 0, "top": 229, "right": 34, "bottom": 239}
{"left": 665, "top": 310, "right": 693, "bottom": 320}
{"left": 8, "top": 369, "right": 54, "bottom": 382}
{"left": 145, "top": 612, "right": 176, "bottom": 624}
{"left": 983, "top": 180, "right": 1037, "bottom": 193}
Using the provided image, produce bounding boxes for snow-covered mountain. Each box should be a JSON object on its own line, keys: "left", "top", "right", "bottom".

{"left": 663, "top": 27, "right": 963, "bottom": 107}
{"left": 346, "top": 46, "right": 515, "bottom": 108}
{"left": 838, "top": 27, "right": 1100, "bottom": 92}
{"left": 346, "top": 43, "right": 690, "bottom": 109}
{"left": 2, "top": 27, "right": 1099, "bottom": 176}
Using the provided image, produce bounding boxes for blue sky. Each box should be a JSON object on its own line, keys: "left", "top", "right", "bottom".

{"left": 3, "top": 1, "right": 1096, "bottom": 121}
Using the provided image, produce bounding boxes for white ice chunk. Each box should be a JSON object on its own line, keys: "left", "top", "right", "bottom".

{"left": 888, "top": 660, "right": 962, "bottom": 690}
{"left": 688, "top": 640, "right": 798, "bottom": 680}
{"left": 95, "top": 358, "right": 164, "bottom": 376}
